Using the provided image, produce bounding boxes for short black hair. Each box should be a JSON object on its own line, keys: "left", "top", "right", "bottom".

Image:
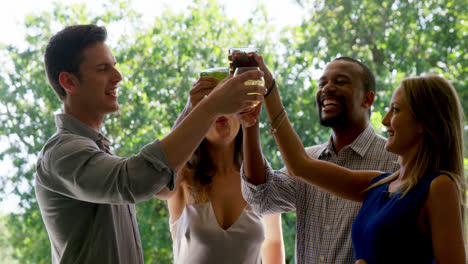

{"left": 44, "top": 24, "right": 107, "bottom": 101}
{"left": 332, "top": 57, "right": 376, "bottom": 94}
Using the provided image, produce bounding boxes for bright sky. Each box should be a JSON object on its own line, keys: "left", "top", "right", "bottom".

{"left": 1, "top": 0, "right": 304, "bottom": 47}
{"left": 0, "top": 0, "right": 305, "bottom": 214}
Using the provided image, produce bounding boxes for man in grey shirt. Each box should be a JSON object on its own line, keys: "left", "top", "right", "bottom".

{"left": 36, "top": 24, "right": 266, "bottom": 264}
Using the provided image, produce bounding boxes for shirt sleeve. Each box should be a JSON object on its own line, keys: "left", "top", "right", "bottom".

{"left": 240, "top": 159, "right": 297, "bottom": 215}
{"left": 36, "top": 134, "right": 176, "bottom": 204}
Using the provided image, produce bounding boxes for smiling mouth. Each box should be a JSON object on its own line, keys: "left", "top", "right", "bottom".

{"left": 106, "top": 90, "right": 117, "bottom": 96}
{"left": 322, "top": 98, "right": 339, "bottom": 107}
{"left": 320, "top": 98, "right": 341, "bottom": 112}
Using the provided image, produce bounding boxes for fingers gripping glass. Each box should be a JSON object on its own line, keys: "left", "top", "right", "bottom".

{"left": 233, "top": 67, "right": 264, "bottom": 107}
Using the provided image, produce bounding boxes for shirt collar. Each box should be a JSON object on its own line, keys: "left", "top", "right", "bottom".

{"left": 55, "top": 113, "right": 110, "bottom": 149}
{"left": 322, "top": 125, "right": 377, "bottom": 157}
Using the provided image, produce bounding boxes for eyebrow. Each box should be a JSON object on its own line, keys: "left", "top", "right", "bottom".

{"left": 95, "top": 61, "right": 117, "bottom": 67}
{"left": 335, "top": 74, "right": 351, "bottom": 79}
{"left": 319, "top": 74, "right": 351, "bottom": 81}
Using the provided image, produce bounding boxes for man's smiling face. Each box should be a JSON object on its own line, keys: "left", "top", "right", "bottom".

{"left": 316, "top": 60, "right": 367, "bottom": 128}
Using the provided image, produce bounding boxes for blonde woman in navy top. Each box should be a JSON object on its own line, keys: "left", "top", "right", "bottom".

{"left": 241, "top": 54, "right": 465, "bottom": 264}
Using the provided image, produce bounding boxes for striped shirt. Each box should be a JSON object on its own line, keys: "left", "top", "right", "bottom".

{"left": 241, "top": 125, "right": 399, "bottom": 264}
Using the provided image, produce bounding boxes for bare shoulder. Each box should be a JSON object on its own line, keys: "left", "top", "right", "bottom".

{"left": 428, "top": 174, "right": 457, "bottom": 197}
{"left": 425, "top": 173, "right": 459, "bottom": 211}
{"left": 424, "top": 174, "right": 466, "bottom": 263}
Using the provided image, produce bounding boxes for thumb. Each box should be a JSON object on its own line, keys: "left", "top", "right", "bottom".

{"left": 355, "top": 260, "right": 368, "bottom": 264}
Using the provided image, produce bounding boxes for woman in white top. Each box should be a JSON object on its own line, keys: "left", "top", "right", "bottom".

{"left": 166, "top": 75, "right": 285, "bottom": 264}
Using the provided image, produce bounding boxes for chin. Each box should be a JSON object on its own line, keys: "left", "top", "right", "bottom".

{"left": 216, "top": 131, "right": 236, "bottom": 141}
{"left": 384, "top": 144, "right": 392, "bottom": 153}
{"left": 319, "top": 116, "right": 342, "bottom": 127}
{"left": 206, "top": 137, "right": 235, "bottom": 146}
{"left": 102, "top": 107, "right": 119, "bottom": 116}
{"left": 384, "top": 144, "right": 400, "bottom": 156}
{"left": 108, "top": 103, "right": 119, "bottom": 112}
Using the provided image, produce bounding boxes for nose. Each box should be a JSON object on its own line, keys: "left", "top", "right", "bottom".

{"left": 382, "top": 110, "right": 390, "bottom": 126}
{"left": 322, "top": 82, "right": 336, "bottom": 93}
{"left": 111, "top": 66, "right": 122, "bottom": 83}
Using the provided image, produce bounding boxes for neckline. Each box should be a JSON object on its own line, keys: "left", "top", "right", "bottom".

{"left": 384, "top": 179, "right": 406, "bottom": 199}
{"left": 207, "top": 201, "right": 248, "bottom": 232}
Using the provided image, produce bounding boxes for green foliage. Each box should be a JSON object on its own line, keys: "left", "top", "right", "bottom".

{"left": 281, "top": 212, "right": 297, "bottom": 264}
{"left": 0, "top": 214, "right": 17, "bottom": 264}
{"left": 1, "top": 0, "right": 467, "bottom": 263}
{"left": 6, "top": 203, "right": 51, "bottom": 264}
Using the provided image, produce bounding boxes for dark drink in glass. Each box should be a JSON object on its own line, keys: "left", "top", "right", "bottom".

{"left": 228, "top": 47, "right": 259, "bottom": 74}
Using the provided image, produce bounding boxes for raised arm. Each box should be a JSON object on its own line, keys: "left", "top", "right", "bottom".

{"left": 155, "top": 77, "right": 220, "bottom": 199}
{"left": 161, "top": 70, "right": 266, "bottom": 173}
{"left": 239, "top": 104, "right": 268, "bottom": 185}
{"left": 156, "top": 77, "right": 222, "bottom": 200}
{"left": 254, "top": 55, "right": 379, "bottom": 202}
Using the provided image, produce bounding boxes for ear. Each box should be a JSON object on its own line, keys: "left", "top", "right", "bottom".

{"left": 59, "top": 72, "right": 79, "bottom": 95}
{"left": 362, "top": 91, "right": 375, "bottom": 109}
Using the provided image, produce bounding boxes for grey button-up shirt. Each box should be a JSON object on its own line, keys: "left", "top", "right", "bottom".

{"left": 35, "top": 114, "right": 176, "bottom": 264}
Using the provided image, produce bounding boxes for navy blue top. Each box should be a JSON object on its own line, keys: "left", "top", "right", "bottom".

{"left": 352, "top": 172, "right": 441, "bottom": 264}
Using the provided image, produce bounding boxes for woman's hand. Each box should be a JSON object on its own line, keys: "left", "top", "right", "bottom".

{"left": 237, "top": 102, "right": 262, "bottom": 128}
{"left": 253, "top": 53, "right": 275, "bottom": 89}
{"left": 187, "top": 76, "right": 218, "bottom": 110}
{"left": 172, "top": 76, "right": 218, "bottom": 130}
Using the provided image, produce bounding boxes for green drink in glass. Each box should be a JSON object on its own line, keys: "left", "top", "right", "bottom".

{"left": 199, "top": 67, "right": 229, "bottom": 82}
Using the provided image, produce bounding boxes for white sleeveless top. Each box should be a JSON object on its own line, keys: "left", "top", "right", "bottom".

{"left": 170, "top": 201, "right": 265, "bottom": 264}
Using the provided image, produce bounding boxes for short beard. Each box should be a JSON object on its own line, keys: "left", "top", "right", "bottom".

{"left": 318, "top": 111, "right": 348, "bottom": 128}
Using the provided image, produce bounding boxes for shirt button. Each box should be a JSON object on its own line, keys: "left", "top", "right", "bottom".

{"left": 325, "top": 225, "right": 331, "bottom": 230}
{"left": 320, "top": 256, "right": 325, "bottom": 261}
{"left": 331, "top": 196, "right": 337, "bottom": 201}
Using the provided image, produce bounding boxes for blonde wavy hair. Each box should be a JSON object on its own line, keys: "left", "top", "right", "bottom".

{"left": 371, "top": 74, "right": 466, "bottom": 223}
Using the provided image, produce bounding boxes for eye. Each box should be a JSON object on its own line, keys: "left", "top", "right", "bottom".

{"left": 318, "top": 81, "right": 326, "bottom": 88}
{"left": 335, "top": 80, "right": 349, "bottom": 85}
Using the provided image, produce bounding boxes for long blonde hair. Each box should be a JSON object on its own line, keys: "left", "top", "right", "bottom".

{"left": 371, "top": 74, "right": 466, "bottom": 220}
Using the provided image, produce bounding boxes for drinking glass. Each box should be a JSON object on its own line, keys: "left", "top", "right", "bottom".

{"left": 228, "top": 47, "right": 259, "bottom": 74}
{"left": 233, "top": 66, "right": 264, "bottom": 107}
{"left": 199, "top": 67, "right": 229, "bottom": 82}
